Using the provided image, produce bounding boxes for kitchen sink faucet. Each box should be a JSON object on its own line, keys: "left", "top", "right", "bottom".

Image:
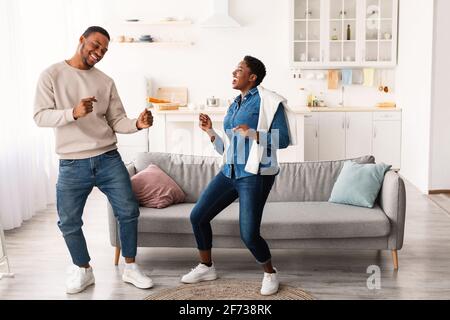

{"left": 339, "top": 85, "right": 345, "bottom": 107}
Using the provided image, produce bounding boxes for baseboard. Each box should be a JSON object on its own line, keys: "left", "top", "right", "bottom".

{"left": 428, "top": 190, "right": 450, "bottom": 195}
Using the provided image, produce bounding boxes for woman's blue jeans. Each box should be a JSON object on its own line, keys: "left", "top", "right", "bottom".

{"left": 190, "top": 171, "right": 275, "bottom": 264}
{"left": 56, "top": 150, "right": 139, "bottom": 266}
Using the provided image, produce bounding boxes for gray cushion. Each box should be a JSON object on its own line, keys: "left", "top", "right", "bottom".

{"left": 137, "top": 201, "right": 390, "bottom": 239}
{"left": 134, "top": 152, "right": 375, "bottom": 203}
{"left": 269, "top": 155, "right": 375, "bottom": 202}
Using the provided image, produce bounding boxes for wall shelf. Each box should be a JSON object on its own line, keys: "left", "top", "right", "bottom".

{"left": 122, "top": 19, "right": 193, "bottom": 26}
{"left": 111, "top": 41, "right": 194, "bottom": 47}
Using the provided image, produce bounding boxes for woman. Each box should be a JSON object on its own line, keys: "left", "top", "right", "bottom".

{"left": 180, "top": 56, "right": 292, "bottom": 295}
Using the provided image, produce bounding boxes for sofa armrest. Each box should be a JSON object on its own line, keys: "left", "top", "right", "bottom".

{"left": 108, "top": 162, "right": 137, "bottom": 247}
{"left": 379, "top": 170, "right": 406, "bottom": 250}
{"left": 126, "top": 163, "right": 136, "bottom": 178}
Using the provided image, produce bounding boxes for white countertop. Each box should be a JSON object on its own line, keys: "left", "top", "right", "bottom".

{"left": 151, "top": 107, "right": 228, "bottom": 115}
{"left": 289, "top": 106, "right": 401, "bottom": 113}
{"left": 151, "top": 106, "right": 401, "bottom": 115}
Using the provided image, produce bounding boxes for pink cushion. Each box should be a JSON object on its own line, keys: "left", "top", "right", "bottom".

{"left": 131, "top": 165, "right": 185, "bottom": 209}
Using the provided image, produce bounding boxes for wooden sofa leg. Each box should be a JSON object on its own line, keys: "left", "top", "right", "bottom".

{"left": 114, "top": 247, "right": 121, "bottom": 266}
{"left": 392, "top": 249, "right": 399, "bottom": 270}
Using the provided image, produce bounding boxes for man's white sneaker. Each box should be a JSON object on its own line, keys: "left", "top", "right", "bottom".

{"left": 122, "top": 263, "right": 153, "bottom": 289}
{"left": 181, "top": 263, "right": 218, "bottom": 284}
{"left": 66, "top": 265, "right": 95, "bottom": 294}
{"left": 260, "top": 268, "right": 279, "bottom": 296}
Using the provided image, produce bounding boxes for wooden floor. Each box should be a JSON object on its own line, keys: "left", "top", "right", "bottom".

{"left": 428, "top": 193, "right": 450, "bottom": 216}
{"left": 1, "top": 180, "right": 450, "bottom": 300}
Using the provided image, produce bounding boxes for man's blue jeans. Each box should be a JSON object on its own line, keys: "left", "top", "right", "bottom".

{"left": 56, "top": 149, "right": 139, "bottom": 266}
{"left": 190, "top": 171, "right": 275, "bottom": 264}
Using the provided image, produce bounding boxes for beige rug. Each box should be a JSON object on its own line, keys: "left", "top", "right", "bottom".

{"left": 145, "top": 279, "right": 315, "bottom": 300}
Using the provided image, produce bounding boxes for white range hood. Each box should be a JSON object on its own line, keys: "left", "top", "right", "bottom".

{"left": 200, "top": 0, "right": 240, "bottom": 28}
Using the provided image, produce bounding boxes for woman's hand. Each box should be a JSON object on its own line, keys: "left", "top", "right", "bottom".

{"left": 233, "top": 124, "right": 259, "bottom": 142}
{"left": 199, "top": 113, "right": 216, "bottom": 142}
{"left": 199, "top": 113, "right": 212, "bottom": 132}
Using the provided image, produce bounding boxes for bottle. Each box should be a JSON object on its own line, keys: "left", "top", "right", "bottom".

{"left": 299, "top": 88, "right": 308, "bottom": 107}
{"left": 347, "top": 24, "right": 351, "bottom": 40}
{"left": 307, "top": 93, "right": 314, "bottom": 107}
{"left": 331, "top": 28, "right": 338, "bottom": 41}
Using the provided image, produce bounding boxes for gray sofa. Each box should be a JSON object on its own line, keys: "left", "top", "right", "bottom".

{"left": 108, "top": 152, "right": 406, "bottom": 270}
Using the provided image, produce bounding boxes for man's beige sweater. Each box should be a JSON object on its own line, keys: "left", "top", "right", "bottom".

{"left": 33, "top": 61, "right": 139, "bottom": 159}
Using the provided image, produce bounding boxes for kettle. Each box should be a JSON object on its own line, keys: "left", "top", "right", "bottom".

{"left": 206, "top": 96, "right": 220, "bottom": 107}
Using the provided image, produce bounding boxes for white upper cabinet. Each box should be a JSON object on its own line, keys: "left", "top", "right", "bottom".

{"left": 291, "top": 0, "right": 398, "bottom": 68}
{"left": 362, "top": 0, "right": 398, "bottom": 67}
{"left": 292, "top": 0, "right": 324, "bottom": 67}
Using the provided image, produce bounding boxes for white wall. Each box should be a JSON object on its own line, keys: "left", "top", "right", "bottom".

{"left": 429, "top": 0, "right": 450, "bottom": 190}
{"left": 396, "top": 0, "right": 434, "bottom": 193}
{"left": 92, "top": 0, "right": 399, "bottom": 163}
{"left": 97, "top": 0, "right": 395, "bottom": 111}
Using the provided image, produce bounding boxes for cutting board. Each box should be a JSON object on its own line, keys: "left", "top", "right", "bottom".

{"left": 153, "top": 102, "right": 180, "bottom": 111}
{"left": 156, "top": 87, "right": 188, "bottom": 107}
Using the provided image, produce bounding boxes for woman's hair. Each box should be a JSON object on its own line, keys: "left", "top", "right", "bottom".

{"left": 243, "top": 55, "right": 266, "bottom": 86}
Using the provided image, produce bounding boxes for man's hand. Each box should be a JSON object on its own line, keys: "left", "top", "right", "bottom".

{"left": 136, "top": 109, "right": 153, "bottom": 130}
{"left": 73, "top": 96, "right": 97, "bottom": 120}
{"left": 233, "top": 124, "right": 259, "bottom": 142}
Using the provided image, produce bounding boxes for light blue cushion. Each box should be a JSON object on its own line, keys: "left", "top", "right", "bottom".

{"left": 329, "top": 161, "right": 392, "bottom": 208}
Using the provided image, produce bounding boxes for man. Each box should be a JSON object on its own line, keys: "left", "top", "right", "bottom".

{"left": 34, "top": 26, "right": 153, "bottom": 294}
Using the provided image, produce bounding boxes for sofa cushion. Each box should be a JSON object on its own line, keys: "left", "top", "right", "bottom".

{"left": 131, "top": 164, "right": 186, "bottom": 208}
{"left": 329, "top": 161, "right": 392, "bottom": 208}
{"left": 134, "top": 152, "right": 221, "bottom": 203}
{"left": 268, "top": 155, "right": 375, "bottom": 202}
{"left": 137, "top": 201, "right": 390, "bottom": 239}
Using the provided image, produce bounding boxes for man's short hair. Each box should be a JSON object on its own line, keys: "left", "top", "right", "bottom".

{"left": 82, "top": 26, "right": 110, "bottom": 41}
{"left": 243, "top": 55, "right": 266, "bottom": 87}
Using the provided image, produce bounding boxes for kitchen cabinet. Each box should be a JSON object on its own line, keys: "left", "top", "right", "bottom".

{"left": 304, "top": 114, "right": 319, "bottom": 161}
{"left": 372, "top": 112, "right": 401, "bottom": 169}
{"left": 290, "top": 0, "right": 398, "bottom": 68}
{"left": 304, "top": 110, "right": 401, "bottom": 168}
{"left": 318, "top": 112, "right": 346, "bottom": 160}
{"left": 345, "top": 112, "right": 373, "bottom": 158}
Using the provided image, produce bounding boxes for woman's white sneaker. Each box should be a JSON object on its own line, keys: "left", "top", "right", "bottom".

{"left": 181, "top": 263, "right": 218, "bottom": 284}
{"left": 66, "top": 265, "right": 95, "bottom": 294}
{"left": 122, "top": 263, "right": 153, "bottom": 289}
{"left": 260, "top": 268, "right": 279, "bottom": 296}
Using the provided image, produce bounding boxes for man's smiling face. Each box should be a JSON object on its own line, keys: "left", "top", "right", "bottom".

{"left": 79, "top": 32, "right": 109, "bottom": 68}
